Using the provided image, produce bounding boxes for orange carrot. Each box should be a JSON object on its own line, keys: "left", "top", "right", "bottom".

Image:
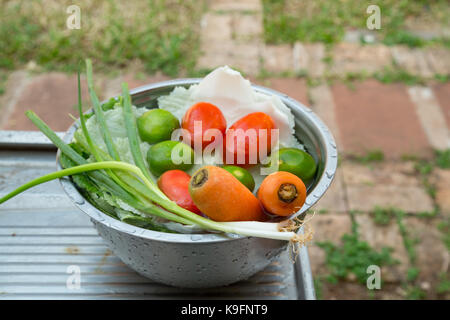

{"left": 189, "top": 166, "right": 266, "bottom": 222}
{"left": 257, "top": 171, "right": 306, "bottom": 217}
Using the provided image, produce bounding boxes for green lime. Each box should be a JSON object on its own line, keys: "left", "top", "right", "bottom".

{"left": 222, "top": 165, "right": 255, "bottom": 192}
{"left": 147, "top": 141, "right": 194, "bottom": 176}
{"left": 137, "top": 109, "right": 180, "bottom": 144}
{"left": 270, "top": 148, "right": 317, "bottom": 184}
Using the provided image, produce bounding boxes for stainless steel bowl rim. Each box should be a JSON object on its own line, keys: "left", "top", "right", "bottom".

{"left": 57, "top": 78, "right": 338, "bottom": 244}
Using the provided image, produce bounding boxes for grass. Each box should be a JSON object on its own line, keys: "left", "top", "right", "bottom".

{"left": 0, "top": 0, "right": 205, "bottom": 76}
{"left": 372, "top": 206, "right": 397, "bottom": 226}
{"left": 313, "top": 276, "right": 324, "bottom": 300}
{"left": 373, "top": 67, "right": 425, "bottom": 85}
{"left": 435, "top": 149, "right": 450, "bottom": 169}
{"left": 437, "top": 273, "right": 450, "bottom": 295}
{"left": 0, "top": 70, "right": 7, "bottom": 95}
{"left": 262, "top": 0, "right": 450, "bottom": 47}
{"left": 349, "top": 150, "right": 384, "bottom": 165}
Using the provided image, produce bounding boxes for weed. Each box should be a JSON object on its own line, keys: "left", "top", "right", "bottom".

{"left": 374, "top": 67, "right": 424, "bottom": 85}
{"left": 350, "top": 150, "right": 384, "bottom": 165}
{"left": 434, "top": 74, "right": 450, "bottom": 83}
{"left": 405, "top": 285, "right": 426, "bottom": 300}
{"left": 382, "top": 31, "right": 425, "bottom": 48}
{"left": 313, "top": 276, "right": 324, "bottom": 300}
{"left": 437, "top": 273, "right": 450, "bottom": 295}
{"left": 395, "top": 210, "right": 418, "bottom": 264}
{"left": 416, "top": 209, "right": 438, "bottom": 219}
{"left": 414, "top": 160, "right": 433, "bottom": 175}
{"left": 0, "top": 71, "right": 7, "bottom": 95}
{"left": 372, "top": 206, "right": 397, "bottom": 226}
{"left": 435, "top": 149, "right": 450, "bottom": 169}
{"left": 406, "top": 267, "right": 420, "bottom": 282}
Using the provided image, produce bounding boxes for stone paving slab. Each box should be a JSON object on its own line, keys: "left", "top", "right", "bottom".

{"left": 310, "top": 212, "right": 448, "bottom": 297}
{"left": 0, "top": 71, "right": 30, "bottom": 129}
{"left": 341, "top": 162, "right": 420, "bottom": 187}
{"left": 432, "top": 168, "right": 450, "bottom": 217}
{"left": 197, "top": 40, "right": 262, "bottom": 75}
{"left": 332, "top": 79, "right": 433, "bottom": 159}
{"left": 201, "top": 13, "right": 233, "bottom": 43}
{"left": 293, "top": 43, "right": 326, "bottom": 77}
{"left": 433, "top": 82, "right": 450, "bottom": 129}
{"left": 308, "top": 213, "right": 352, "bottom": 276}
{"left": 346, "top": 183, "right": 434, "bottom": 214}
{"left": 424, "top": 48, "right": 450, "bottom": 75}
{"left": 309, "top": 84, "right": 342, "bottom": 150}
{"left": 341, "top": 162, "right": 434, "bottom": 214}
{"left": 391, "top": 46, "right": 433, "bottom": 77}
{"left": 210, "top": 0, "right": 262, "bottom": 12}
{"left": 406, "top": 217, "right": 450, "bottom": 288}
{"left": 2, "top": 72, "right": 90, "bottom": 132}
{"left": 355, "top": 214, "right": 409, "bottom": 283}
{"left": 310, "top": 169, "right": 348, "bottom": 213}
{"left": 331, "top": 43, "right": 392, "bottom": 75}
{"left": 232, "top": 12, "right": 263, "bottom": 41}
{"left": 260, "top": 44, "right": 293, "bottom": 73}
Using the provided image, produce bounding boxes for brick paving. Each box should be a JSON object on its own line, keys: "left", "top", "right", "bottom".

{"left": 341, "top": 162, "right": 434, "bottom": 213}
{"left": 330, "top": 43, "right": 392, "bottom": 75}
{"left": 332, "top": 80, "right": 433, "bottom": 158}
{"left": 0, "top": 0, "right": 448, "bottom": 300}
{"left": 2, "top": 73, "right": 90, "bottom": 131}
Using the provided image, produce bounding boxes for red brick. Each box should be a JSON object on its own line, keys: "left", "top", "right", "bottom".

{"left": 251, "top": 77, "right": 309, "bottom": 106}
{"left": 3, "top": 73, "right": 90, "bottom": 132}
{"left": 332, "top": 80, "right": 432, "bottom": 159}
{"left": 433, "top": 82, "right": 450, "bottom": 129}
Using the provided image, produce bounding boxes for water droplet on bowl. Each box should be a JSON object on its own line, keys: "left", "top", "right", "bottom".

{"left": 74, "top": 198, "right": 85, "bottom": 205}
{"left": 325, "top": 170, "right": 334, "bottom": 179}
{"left": 190, "top": 235, "right": 202, "bottom": 241}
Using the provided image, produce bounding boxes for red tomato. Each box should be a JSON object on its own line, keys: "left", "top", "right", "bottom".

{"left": 223, "top": 112, "right": 277, "bottom": 167}
{"left": 157, "top": 170, "right": 201, "bottom": 214}
{"left": 181, "top": 102, "right": 227, "bottom": 151}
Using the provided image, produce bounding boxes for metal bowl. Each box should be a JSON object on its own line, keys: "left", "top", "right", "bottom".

{"left": 57, "top": 79, "right": 338, "bottom": 288}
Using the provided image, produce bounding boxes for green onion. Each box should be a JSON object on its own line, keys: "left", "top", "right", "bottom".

{"left": 0, "top": 159, "right": 303, "bottom": 241}
{"left": 86, "top": 59, "right": 120, "bottom": 161}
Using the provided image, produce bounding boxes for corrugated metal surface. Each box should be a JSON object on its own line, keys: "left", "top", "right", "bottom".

{"left": 0, "top": 131, "right": 314, "bottom": 300}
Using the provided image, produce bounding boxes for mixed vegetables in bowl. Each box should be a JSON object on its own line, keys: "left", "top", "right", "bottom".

{"left": 0, "top": 61, "right": 322, "bottom": 243}
{"left": 0, "top": 60, "right": 338, "bottom": 287}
